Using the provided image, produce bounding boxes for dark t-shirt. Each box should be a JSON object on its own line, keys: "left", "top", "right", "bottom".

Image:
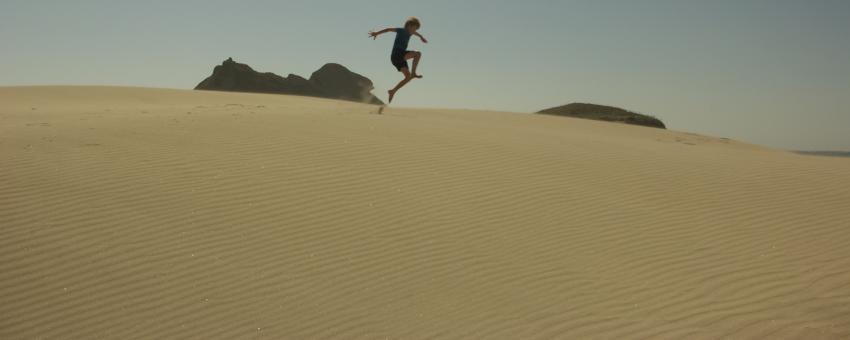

{"left": 392, "top": 28, "right": 411, "bottom": 53}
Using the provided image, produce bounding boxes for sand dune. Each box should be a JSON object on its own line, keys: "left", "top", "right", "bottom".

{"left": 2, "top": 86, "right": 849, "bottom": 339}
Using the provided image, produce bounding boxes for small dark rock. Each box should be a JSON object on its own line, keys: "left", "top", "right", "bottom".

{"left": 537, "top": 103, "right": 666, "bottom": 129}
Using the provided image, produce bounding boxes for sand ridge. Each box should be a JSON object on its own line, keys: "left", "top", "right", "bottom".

{"left": 2, "top": 86, "right": 849, "bottom": 339}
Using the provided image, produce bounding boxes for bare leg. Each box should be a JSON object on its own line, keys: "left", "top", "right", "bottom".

{"left": 405, "top": 51, "right": 423, "bottom": 78}
{"left": 388, "top": 68, "right": 413, "bottom": 103}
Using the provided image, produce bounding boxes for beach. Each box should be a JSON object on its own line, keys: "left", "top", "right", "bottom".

{"left": 2, "top": 86, "right": 849, "bottom": 339}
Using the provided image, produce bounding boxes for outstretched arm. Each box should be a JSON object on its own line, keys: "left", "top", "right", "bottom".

{"left": 369, "top": 28, "right": 395, "bottom": 40}
{"left": 414, "top": 32, "right": 428, "bottom": 43}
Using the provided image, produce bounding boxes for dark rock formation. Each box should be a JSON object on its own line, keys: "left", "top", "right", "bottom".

{"left": 196, "top": 58, "right": 383, "bottom": 105}
{"left": 309, "top": 63, "right": 382, "bottom": 104}
{"left": 537, "top": 103, "right": 666, "bottom": 129}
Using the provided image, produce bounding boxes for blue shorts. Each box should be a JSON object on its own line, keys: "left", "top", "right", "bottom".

{"left": 391, "top": 50, "right": 411, "bottom": 71}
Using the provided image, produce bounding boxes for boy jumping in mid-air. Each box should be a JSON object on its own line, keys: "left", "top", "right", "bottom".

{"left": 369, "top": 17, "right": 428, "bottom": 103}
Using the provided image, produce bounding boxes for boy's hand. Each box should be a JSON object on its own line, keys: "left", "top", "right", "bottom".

{"left": 414, "top": 32, "right": 428, "bottom": 43}
{"left": 368, "top": 31, "right": 379, "bottom": 40}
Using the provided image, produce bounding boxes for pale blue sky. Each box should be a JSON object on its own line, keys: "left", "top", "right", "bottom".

{"left": 2, "top": 0, "right": 848, "bottom": 150}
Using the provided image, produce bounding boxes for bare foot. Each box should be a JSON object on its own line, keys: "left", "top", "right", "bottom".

{"left": 388, "top": 90, "right": 396, "bottom": 103}
{"left": 412, "top": 73, "right": 423, "bottom": 79}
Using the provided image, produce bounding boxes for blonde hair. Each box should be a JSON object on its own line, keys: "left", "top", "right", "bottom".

{"left": 405, "top": 17, "right": 421, "bottom": 29}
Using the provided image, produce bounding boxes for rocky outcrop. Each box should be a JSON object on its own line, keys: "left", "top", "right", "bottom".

{"left": 537, "top": 103, "right": 666, "bottom": 129}
{"left": 309, "top": 63, "right": 382, "bottom": 104}
{"left": 195, "top": 58, "right": 383, "bottom": 105}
